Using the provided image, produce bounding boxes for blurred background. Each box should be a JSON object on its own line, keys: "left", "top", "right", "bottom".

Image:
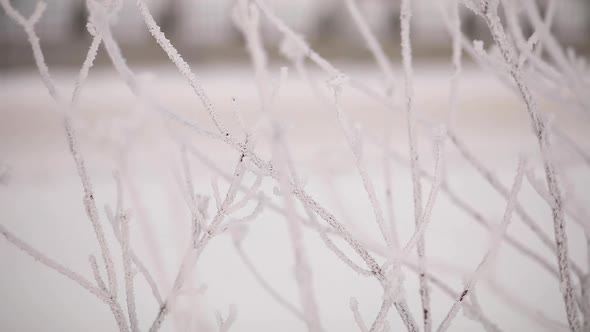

{"left": 1, "top": 0, "right": 590, "bottom": 68}
{"left": 2, "top": 1, "right": 590, "bottom": 331}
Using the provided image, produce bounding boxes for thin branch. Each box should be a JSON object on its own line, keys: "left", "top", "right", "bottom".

{"left": 120, "top": 212, "right": 140, "bottom": 332}
{"left": 479, "top": 2, "right": 581, "bottom": 329}
{"left": 400, "top": 0, "right": 430, "bottom": 329}
{"left": 234, "top": 244, "right": 306, "bottom": 322}
{"left": 105, "top": 206, "right": 164, "bottom": 306}
{"left": 0, "top": 2, "right": 129, "bottom": 330}
{"left": 437, "top": 159, "right": 526, "bottom": 332}
{"left": 330, "top": 82, "right": 393, "bottom": 248}
{"left": 217, "top": 304, "right": 238, "bottom": 332}
{"left": 0, "top": 224, "right": 108, "bottom": 302}
{"left": 350, "top": 298, "right": 369, "bottom": 332}
{"left": 89, "top": 254, "right": 108, "bottom": 292}
{"left": 134, "top": 0, "right": 227, "bottom": 134}
{"left": 448, "top": 131, "right": 584, "bottom": 278}
{"left": 344, "top": 0, "right": 395, "bottom": 92}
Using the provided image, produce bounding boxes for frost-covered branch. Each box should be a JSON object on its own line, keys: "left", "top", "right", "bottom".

{"left": 0, "top": 1, "right": 130, "bottom": 330}
{"left": 120, "top": 212, "right": 139, "bottom": 332}
{"left": 234, "top": 3, "right": 324, "bottom": 328}
{"left": 437, "top": 159, "right": 526, "bottom": 332}
{"left": 448, "top": 132, "right": 584, "bottom": 278}
{"left": 216, "top": 304, "right": 238, "bottom": 332}
{"left": 0, "top": 224, "right": 108, "bottom": 301}
{"left": 476, "top": 2, "right": 581, "bottom": 329}
{"left": 233, "top": 242, "right": 306, "bottom": 322}
{"left": 350, "top": 297, "right": 369, "bottom": 332}
{"left": 135, "top": 0, "right": 227, "bottom": 134}
{"left": 400, "top": 0, "right": 430, "bottom": 329}
{"left": 330, "top": 79, "right": 393, "bottom": 249}
{"left": 344, "top": 0, "right": 395, "bottom": 92}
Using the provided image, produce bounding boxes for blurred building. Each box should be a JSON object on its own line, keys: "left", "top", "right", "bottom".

{"left": 1, "top": 0, "right": 589, "bottom": 67}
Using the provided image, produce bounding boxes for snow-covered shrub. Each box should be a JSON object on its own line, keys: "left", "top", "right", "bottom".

{"left": 1, "top": 0, "right": 589, "bottom": 331}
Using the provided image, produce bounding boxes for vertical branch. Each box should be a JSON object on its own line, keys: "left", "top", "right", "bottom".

{"left": 150, "top": 144, "right": 251, "bottom": 332}
{"left": 71, "top": 24, "right": 102, "bottom": 106}
{"left": 396, "top": 131, "right": 446, "bottom": 261}
{"left": 330, "top": 82, "right": 393, "bottom": 248}
{"left": 382, "top": 136, "right": 400, "bottom": 249}
{"left": 89, "top": 255, "right": 108, "bottom": 292}
{"left": 480, "top": 2, "right": 581, "bottom": 330}
{"left": 120, "top": 210, "right": 139, "bottom": 332}
{"left": 448, "top": 0, "right": 462, "bottom": 129}
{"left": 0, "top": 1, "right": 57, "bottom": 98}
{"left": 0, "top": 2, "right": 130, "bottom": 331}
{"left": 233, "top": 3, "right": 324, "bottom": 330}
{"left": 105, "top": 206, "right": 164, "bottom": 306}
{"left": 400, "top": 0, "right": 431, "bottom": 330}
{"left": 369, "top": 297, "right": 394, "bottom": 332}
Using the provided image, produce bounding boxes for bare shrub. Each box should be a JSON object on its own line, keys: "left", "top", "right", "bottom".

{"left": 1, "top": 0, "right": 589, "bottom": 331}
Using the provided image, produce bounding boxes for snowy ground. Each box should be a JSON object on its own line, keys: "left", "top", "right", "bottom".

{"left": 1, "top": 62, "right": 589, "bottom": 331}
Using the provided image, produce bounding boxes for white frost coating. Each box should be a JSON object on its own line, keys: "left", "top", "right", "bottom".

{"left": 448, "top": 131, "right": 584, "bottom": 278}
{"left": 135, "top": 0, "right": 227, "bottom": 134}
{"left": 253, "top": 0, "right": 336, "bottom": 76}
{"left": 350, "top": 298, "right": 369, "bottom": 332}
{"left": 395, "top": 131, "right": 445, "bottom": 261}
{"left": 179, "top": 146, "right": 206, "bottom": 246}
{"left": 384, "top": 269, "right": 406, "bottom": 304}
{"left": 400, "top": 0, "right": 430, "bottom": 330}
{"left": 459, "top": 0, "right": 484, "bottom": 15}
{"left": 225, "top": 175, "right": 263, "bottom": 215}
{"left": 0, "top": 224, "right": 108, "bottom": 302}
{"left": 0, "top": 0, "right": 58, "bottom": 100}
{"left": 120, "top": 212, "right": 140, "bottom": 332}
{"left": 344, "top": 0, "right": 395, "bottom": 92}
{"left": 89, "top": 254, "right": 107, "bottom": 292}
{"left": 437, "top": 159, "right": 526, "bottom": 332}
{"left": 319, "top": 231, "right": 373, "bottom": 277}
{"left": 3, "top": 0, "right": 588, "bottom": 331}
{"left": 233, "top": 6, "right": 325, "bottom": 330}
{"left": 0, "top": 2, "right": 130, "bottom": 331}
{"left": 521, "top": 0, "right": 590, "bottom": 109}
{"left": 71, "top": 24, "right": 102, "bottom": 106}
{"left": 105, "top": 206, "right": 164, "bottom": 306}
{"left": 253, "top": 0, "right": 402, "bottom": 117}
{"left": 448, "top": 0, "right": 462, "bottom": 129}
{"left": 220, "top": 194, "right": 266, "bottom": 236}
{"left": 150, "top": 143, "right": 257, "bottom": 331}
{"left": 330, "top": 85, "right": 392, "bottom": 249}
{"left": 525, "top": 170, "right": 590, "bottom": 236}
{"left": 473, "top": 2, "right": 582, "bottom": 329}
{"left": 211, "top": 178, "right": 223, "bottom": 211}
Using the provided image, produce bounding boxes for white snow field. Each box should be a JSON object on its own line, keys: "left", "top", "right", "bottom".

{"left": 1, "top": 61, "right": 589, "bottom": 331}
